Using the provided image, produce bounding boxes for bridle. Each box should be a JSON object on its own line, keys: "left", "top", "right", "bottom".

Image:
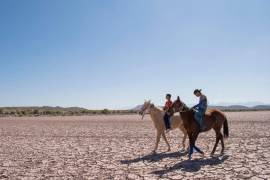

{"left": 139, "top": 103, "right": 152, "bottom": 119}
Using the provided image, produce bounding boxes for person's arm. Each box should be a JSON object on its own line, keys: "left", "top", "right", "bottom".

{"left": 163, "top": 106, "right": 167, "bottom": 111}
{"left": 163, "top": 102, "right": 168, "bottom": 111}
{"left": 192, "top": 104, "right": 199, "bottom": 109}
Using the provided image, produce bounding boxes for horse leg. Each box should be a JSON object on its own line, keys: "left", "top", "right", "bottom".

{"left": 193, "top": 145, "right": 204, "bottom": 157}
{"left": 192, "top": 130, "right": 204, "bottom": 156}
{"left": 153, "top": 131, "right": 162, "bottom": 154}
{"left": 162, "top": 132, "right": 171, "bottom": 151}
{"left": 220, "top": 133, "right": 225, "bottom": 154}
{"left": 211, "top": 131, "right": 221, "bottom": 156}
{"left": 182, "top": 132, "right": 187, "bottom": 151}
{"left": 179, "top": 127, "right": 187, "bottom": 151}
{"left": 188, "top": 133, "right": 194, "bottom": 160}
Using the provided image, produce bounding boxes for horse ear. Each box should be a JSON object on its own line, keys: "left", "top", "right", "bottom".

{"left": 177, "top": 96, "right": 180, "bottom": 100}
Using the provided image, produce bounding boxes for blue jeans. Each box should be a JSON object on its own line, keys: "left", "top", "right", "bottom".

{"left": 164, "top": 113, "right": 171, "bottom": 129}
{"left": 194, "top": 109, "right": 205, "bottom": 128}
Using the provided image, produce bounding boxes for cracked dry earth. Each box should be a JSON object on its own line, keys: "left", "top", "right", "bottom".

{"left": 0, "top": 111, "right": 270, "bottom": 179}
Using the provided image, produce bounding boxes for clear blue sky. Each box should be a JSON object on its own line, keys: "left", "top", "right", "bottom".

{"left": 1, "top": 0, "right": 270, "bottom": 109}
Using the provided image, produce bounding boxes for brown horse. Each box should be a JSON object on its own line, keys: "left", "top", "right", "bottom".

{"left": 171, "top": 96, "right": 229, "bottom": 159}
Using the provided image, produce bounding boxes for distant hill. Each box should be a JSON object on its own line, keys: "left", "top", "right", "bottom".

{"left": 253, "top": 105, "right": 270, "bottom": 110}
{"left": 0, "top": 106, "right": 137, "bottom": 117}
{"left": 210, "top": 105, "right": 270, "bottom": 111}
{"left": 3, "top": 106, "right": 89, "bottom": 111}
{"left": 227, "top": 105, "right": 249, "bottom": 109}
{"left": 132, "top": 105, "right": 143, "bottom": 111}
{"left": 209, "top": 105, "right": 249, "bottom": 110}
{"left": 212, "top": 101, "right": 269, "bottom": 107}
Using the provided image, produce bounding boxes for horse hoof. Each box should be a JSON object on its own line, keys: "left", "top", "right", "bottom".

{"left": 221, "top": 150, "right": 224, "bottom": 154}
{"left": 179, "top": 148, "right": 185, "bottom": 153}
{"left": 187, "top": 154, "right": 192, "bottom": 160}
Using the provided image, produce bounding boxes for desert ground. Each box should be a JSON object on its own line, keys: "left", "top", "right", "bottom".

{"left": 0, "top": 111, "right": 270, "bottom": 179}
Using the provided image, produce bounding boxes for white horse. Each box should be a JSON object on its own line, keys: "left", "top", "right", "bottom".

{"left": 139, "top": 100, "right": 187, "bottom": 154}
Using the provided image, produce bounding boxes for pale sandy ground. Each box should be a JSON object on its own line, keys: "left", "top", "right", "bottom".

{"left": 0, "top": 111, "right": 270, "bottom": 179}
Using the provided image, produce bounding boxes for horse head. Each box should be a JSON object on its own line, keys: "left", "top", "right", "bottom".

{"left": 139, "top": 100, "right": 154, "bottom": 119}
{"left": 172, "top": 96, "right": 187, "bottom": 112}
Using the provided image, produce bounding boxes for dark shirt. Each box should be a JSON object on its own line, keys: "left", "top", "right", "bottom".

{"left": 194, "top": 95, "right": 207, "bottom": 111}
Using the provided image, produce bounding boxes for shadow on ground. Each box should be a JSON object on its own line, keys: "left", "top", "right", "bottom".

{"left": 120, "top": 151, "right": 188, "bottom": 164}
{"left": 151, "top": 155, "right": 229, "bottom": 176}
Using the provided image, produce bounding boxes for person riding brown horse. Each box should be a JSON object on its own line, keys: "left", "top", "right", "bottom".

{"left": 192, "top": 89, "right": 207, "bottom": 130}
{"left": 170, "top": 96, "right": 229, "bottom": 159}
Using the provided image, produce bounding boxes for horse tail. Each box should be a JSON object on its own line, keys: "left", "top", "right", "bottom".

{"left": 223, "top": 116, "right": 229, "bottom": 138}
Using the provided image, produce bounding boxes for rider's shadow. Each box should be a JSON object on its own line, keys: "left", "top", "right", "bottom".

{"left": 151, "top": 155, "right": 229, "bottom": 176}
{"left": 120, "top": 151, "right": 188, "bottom": 164}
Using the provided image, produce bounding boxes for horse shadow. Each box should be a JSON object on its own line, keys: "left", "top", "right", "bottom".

{"left": 151, "top": 154, "right": 229, "bottom": 176}
{"left": 120, "top": 151, "right": 188, "bottom": 164}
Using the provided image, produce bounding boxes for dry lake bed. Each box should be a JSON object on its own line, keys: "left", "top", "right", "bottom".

{"left": 1, "top": 111, "right": 270, "bottom": 179}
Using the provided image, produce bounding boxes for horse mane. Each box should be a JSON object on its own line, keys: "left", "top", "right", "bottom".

{"left": 181, "top": 101, "right": 191, "bottom": 112}
{"left": 154, "top": 105, "right": 163, "bottom": 111}
{"left": 150, "top": 103, "right": 165, "bottom": 116}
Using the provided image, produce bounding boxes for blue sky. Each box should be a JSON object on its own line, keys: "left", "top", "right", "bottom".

{"left": 0, "top": 0, "right": 270, "bottom": 109}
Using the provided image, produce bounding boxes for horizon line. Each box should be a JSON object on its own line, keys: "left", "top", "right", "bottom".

{"left": 1, "top": 102, "right": 270, "bottom": 110}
